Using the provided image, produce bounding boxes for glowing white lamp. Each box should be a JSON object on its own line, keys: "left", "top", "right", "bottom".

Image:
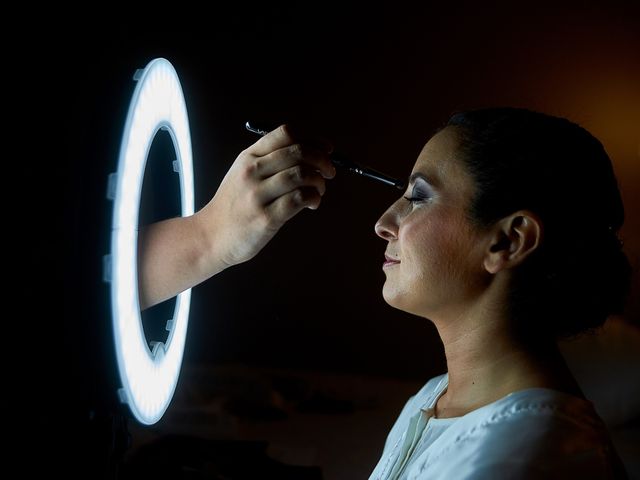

{"left": 105, "top": 58, "right": 194, "bottom": 424}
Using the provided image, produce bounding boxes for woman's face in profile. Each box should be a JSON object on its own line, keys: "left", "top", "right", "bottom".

{"left": 374, "top": 127, "right": 490, "bottom": 319}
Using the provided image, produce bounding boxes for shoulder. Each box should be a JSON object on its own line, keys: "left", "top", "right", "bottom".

{"left": 412, "top": 389, "right": 625, "bottom": 479}
{"left": 458, "top": 388, "right": 615, "bottom": 462}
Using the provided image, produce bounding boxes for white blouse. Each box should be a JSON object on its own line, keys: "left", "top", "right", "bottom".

{"left": 369, "top": 374, "right": 626, "bottom": 479}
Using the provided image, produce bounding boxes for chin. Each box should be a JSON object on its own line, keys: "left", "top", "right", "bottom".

{"left": 382, "top": 285, "right": 410, "bottom": 312}
{"left": 382, "top": 284, "right": 430, "bottom": 318}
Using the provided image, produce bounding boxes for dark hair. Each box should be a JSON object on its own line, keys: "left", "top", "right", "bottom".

{"left": 447, "top": 107, "right": 631, "bottom": 339}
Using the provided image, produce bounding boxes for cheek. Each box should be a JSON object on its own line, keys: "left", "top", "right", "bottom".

{"left": 401, "top": 213, "right": 476, "bottom": 282}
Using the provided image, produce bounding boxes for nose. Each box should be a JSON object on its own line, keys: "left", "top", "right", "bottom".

{"left": 375, "top": 203, "right": 400, "bottom": 241}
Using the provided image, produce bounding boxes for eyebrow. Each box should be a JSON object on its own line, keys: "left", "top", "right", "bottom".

{"left": 408, "top": 172, "right": 438, "bottom": 188}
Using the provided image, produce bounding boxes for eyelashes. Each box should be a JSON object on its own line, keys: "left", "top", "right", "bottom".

{"left": 403, "top": 196, "right": 425, "bottom": 203}
{"left": 403, "top": 184, "right": 432, "bottom": 204}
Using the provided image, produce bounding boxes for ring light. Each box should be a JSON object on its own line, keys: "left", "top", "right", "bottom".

{"left": 105, "top": 58, "right": 194, "bottom": 425}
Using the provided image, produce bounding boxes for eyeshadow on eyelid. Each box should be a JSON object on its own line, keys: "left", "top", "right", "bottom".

{"left": 413, "top": 179, "right": 433, "bottom": 193}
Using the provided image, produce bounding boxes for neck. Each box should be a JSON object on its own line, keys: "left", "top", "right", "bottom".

{"left": 443, "top": 322, "right": 550, "bottom": 397}
{"left": 431, "top": 296, "right": 582, "bottom": 418}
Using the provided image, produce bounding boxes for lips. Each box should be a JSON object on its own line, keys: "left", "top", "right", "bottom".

{"left": 383, "top": 254, "right": 400, "bottom": 268}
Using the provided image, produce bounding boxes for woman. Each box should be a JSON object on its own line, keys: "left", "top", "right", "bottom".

{"left": 138, "top": 108, "right": 630, "bottom": 478}
{"left": 369, "top": 108, "right": 630, "bottom": 479}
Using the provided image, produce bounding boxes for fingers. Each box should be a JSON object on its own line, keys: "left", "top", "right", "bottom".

{"left": 249, "top": 125, "right": 294, "bottom": 156}
{"left": 264, "top": 187, "right": 323, "bottom": 225}
{"left": 239, "top": 124, "right": 335, "bottom": 226}
{"left": 257, "top": 144, "right": 336, "bottom": 180}
{"left": 257, "top": 164, "right": 328, "bottom": 205}
{"left": 249, "top": 124, "right": 332, "bottom": 156}
{"left": 247, "top": 124, "right": 336, "bottom": 180}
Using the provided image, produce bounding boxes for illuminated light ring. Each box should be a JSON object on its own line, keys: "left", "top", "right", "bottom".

{"left": 107, "top": 58, "right": 194, "bottom": 424}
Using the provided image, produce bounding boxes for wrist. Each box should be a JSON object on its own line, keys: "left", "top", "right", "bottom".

{"left": 192, "top": 202, "right": 233, "bottom": 276}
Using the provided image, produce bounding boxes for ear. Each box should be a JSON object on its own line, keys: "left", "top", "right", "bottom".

{"left": 483, "top": 210, "right": 543, "bottom": 274}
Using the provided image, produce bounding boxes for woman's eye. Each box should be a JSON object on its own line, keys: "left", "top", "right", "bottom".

{"left": 403, "top": 185, "right": 431, "bottom": 203}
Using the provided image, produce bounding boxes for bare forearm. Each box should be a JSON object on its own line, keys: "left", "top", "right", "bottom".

{"left": 137, "top": 210, "right": 227, "bottom": 310}
{"left": 136, "top": 125, "right": 334, "bottom": 310}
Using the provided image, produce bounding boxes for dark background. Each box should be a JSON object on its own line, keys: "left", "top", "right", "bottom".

{"left": 52, "top": 2, "right": 639, "bottom": 477}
